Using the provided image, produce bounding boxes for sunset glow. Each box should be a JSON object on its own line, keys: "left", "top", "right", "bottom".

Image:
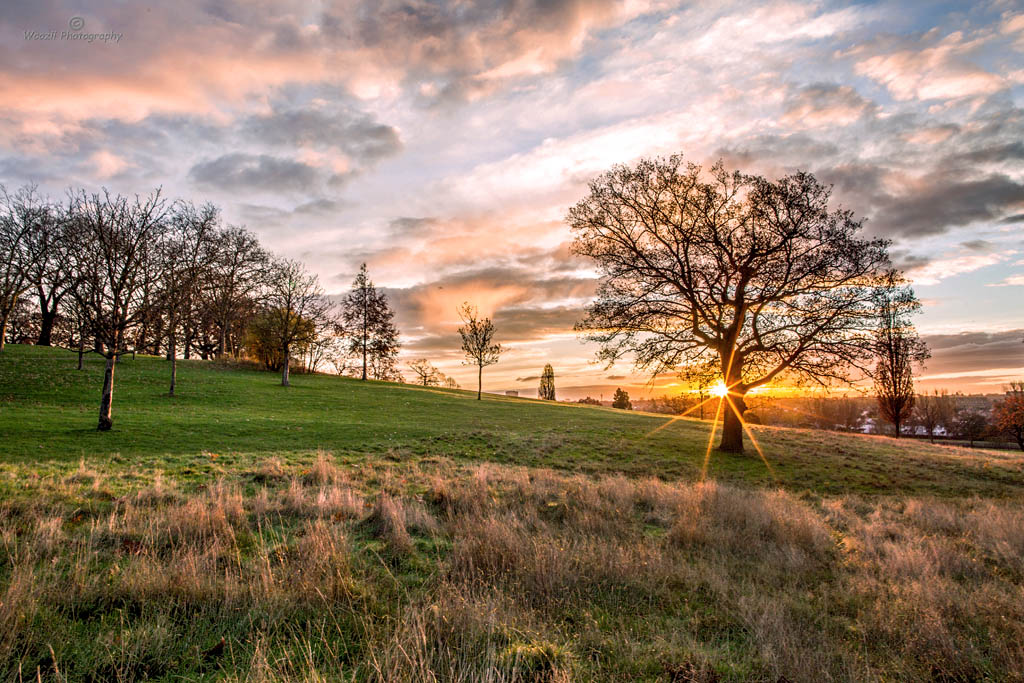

{"left": 2, "top": 2, "right": 1022, "bottom": 397}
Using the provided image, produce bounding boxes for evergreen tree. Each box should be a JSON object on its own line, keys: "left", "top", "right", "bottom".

{"left": 612, "top": 388, "right": 632, "bottom": 410}
{"left": 342, "top": 263, "right": 400, "bottom": 380}
{"left": 538, "top": 364, "right": 555, "bottom": 400}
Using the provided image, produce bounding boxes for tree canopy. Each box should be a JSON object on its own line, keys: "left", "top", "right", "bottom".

{"left": 570, "top": 155, "right": 898, "bottom": 452}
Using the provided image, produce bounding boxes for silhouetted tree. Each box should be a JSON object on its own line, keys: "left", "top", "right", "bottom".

{"left": 993, "top": 381, "right": 1024, "bottom": 451}
{"left": 27, "top": 198, "right": 76, "bottom": 347}
{"left": 872, "top": 271, "right": 929, "bottom": 438}
{"left": 914, "top": 389, "right": 955, "bottom": 442}
{"left": 570, "top": 157, "right": 893, "bottom": 452}
{"left": 578, "top": 396, "right": 602, "bottom": 406}
{"left": 0, "top": 185, "right": 49, "bottom": 353}
{"left": 954, "top": 410, "right": 989, "bottom": 447}
{"left": 68, "top": 189, "right": 169, "bottom": 430}
{"left": 612, "top": 387, "right": 632, "bottom": 410}
{"left": 442, "top": 375, "right": 460, "bottom": 389}
{"left": 343, "top": 263, "right": 400, "bottom": 381}
{"left": 408, "top": 358, "right": 441, "bottom": 386}
{"left": 683, "top": 361, "right": 719, "bottom": 421}
{"left": 538, "top": 364, "right": 555, "bottom": 400}
{"left": 457, "top": 302, "right": 501, "bottom": 400}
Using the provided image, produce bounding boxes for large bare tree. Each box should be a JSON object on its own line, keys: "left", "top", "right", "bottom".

{"left": 206, "top": 226, "right": 267, "bottom": 359}
{"left": 0, "top": 185, "right": 49, "bottom": 353}
{"left": 69, "top": 189, "right": 170, "bottom": 430}
{"left": 27, "top": 197, "right": 76, "bottom": 347}
{"left": 161, "top": 201, "right": 219, "bottom": 396}
{"left": 569, "top": 156, "right": 895, "bottom": 452}
{"left": 457, "top": 302, "right": 502, "bottom": 400}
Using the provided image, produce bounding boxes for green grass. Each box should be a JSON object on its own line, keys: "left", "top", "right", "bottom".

{"left": 1, "top": 343, "right": 1022, "bottom": 497}
{"left": 3, "top": 344, "right": 1024, "bottom": 681}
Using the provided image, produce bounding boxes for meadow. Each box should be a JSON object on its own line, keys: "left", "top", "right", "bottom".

{"left": 2, "top": 344, "right": 1024, "bottom": 681}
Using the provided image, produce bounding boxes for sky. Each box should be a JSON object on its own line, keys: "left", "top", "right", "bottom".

{"left": 2, "top": 0, "right": 1022, "bottom": 398}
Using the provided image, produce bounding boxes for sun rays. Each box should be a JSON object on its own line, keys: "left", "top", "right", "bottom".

{"left": 644, "top": 370, "right": 776, "bottom": 482}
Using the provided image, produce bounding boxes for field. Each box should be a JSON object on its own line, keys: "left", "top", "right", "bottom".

{"left": 2, "top": 344, "right": 1024, "bottom": 681}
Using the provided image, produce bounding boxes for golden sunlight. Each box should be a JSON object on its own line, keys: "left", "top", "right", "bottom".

{"left": 710, "top": 380, "right": 729, "bottom": 397}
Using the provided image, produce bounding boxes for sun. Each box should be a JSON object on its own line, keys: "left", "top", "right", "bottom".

{"left": 710, "top": 380, "right": 729, "bottom": 397}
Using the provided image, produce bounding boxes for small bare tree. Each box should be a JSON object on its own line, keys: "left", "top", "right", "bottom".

{"left": 954, "top": 410, "right": 989, "bottom": 447}
{"left": 263, "top": 259, "right": 328, "bottom": 387}
{"left": 457, "top": 303, "right": 502, "bottom": 400}
{"left": 914, "top": 389, "right": 954, "bottom": 442}
{"left": 408, "top": 358, "right": 440, "bottom": 386}
{"left": 872, "top": 271, "right": 929, "bottom": 438}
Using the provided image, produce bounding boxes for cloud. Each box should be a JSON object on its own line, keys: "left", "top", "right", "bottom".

{"left": 917, "top": 329, "right": 1024, "bottom": 381}
{"left": 853, "top": 30, "right": 1007, "bottom": 101}
{"left": 906, "top": 250, "right": 1009, "bottom": 286}
{"left": 988, "top": 274, "right": 1024, "bottom": 287}
{"left": 781, "top": 83, "right": 876, "bottom": 128}
{"left": 330, "top": 0, "right": 644, "bottom": 103}
{"left": 869, "top": 171, "right": 1024, "bottom": 236}
{"left": 188, "top": 153, "right": 319, "bottom": 192}
{"left": 242, "top": 108, "right": 402, "bottom": 163}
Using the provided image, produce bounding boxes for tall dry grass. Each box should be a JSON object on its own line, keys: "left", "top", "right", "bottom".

{"left": 1, "top": 457, "right": 1022, "bottom": 681}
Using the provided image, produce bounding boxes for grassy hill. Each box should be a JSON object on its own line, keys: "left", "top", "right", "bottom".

{"left": 2, "top": 344, "right": 1024, "bottom": 681}
{"left": 1, "top": 344, "right": 1022, "bottom": 497}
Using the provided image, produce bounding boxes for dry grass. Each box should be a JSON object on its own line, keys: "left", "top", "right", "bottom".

{"left": 1, "top": 458, "right": 1023, "bottom": 681}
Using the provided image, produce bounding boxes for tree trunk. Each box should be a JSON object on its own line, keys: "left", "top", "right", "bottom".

{"left": 719, "top": 393, "right": 746, "bottom": 453}
{"left": 218, "top": 320, "right": 228, "bottom": 359}
{"left": 361, "top": 297, "right": 368, "bottom": 381}
{"left": 477, "top": 364, "right": 482, "bottom": 400}
{"left": 37, "top": 306, "right": 57, "bottom": 346}
{"left": 0, "top": 312, "right": 7, "bottom": 353}
{"left": 77, "top": 340, "right": 84, "bottom": 370}
{"left": 893, "top": 418, "right": 901, "bottom": 438}
{"left": 98, "top": 355, "right": 116, "bottom": 431}
{"left": 169, "top": 336, "right": 177, "bottom": 397}
{"left": 281, "top": 342, "right": 290, "bottom": 386}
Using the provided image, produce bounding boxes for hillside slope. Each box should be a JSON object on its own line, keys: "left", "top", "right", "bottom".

{"left": 1, "top": 344, "right": 1022, "bottom": 496}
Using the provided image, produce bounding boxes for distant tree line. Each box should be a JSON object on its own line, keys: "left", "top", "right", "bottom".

{"left": 0, "top": 184, "right": 402, "bottom": 429}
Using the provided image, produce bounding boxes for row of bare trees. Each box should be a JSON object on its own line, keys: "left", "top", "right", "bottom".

{"left": 0, "top": 184, "right": 401, "bottom": 430}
